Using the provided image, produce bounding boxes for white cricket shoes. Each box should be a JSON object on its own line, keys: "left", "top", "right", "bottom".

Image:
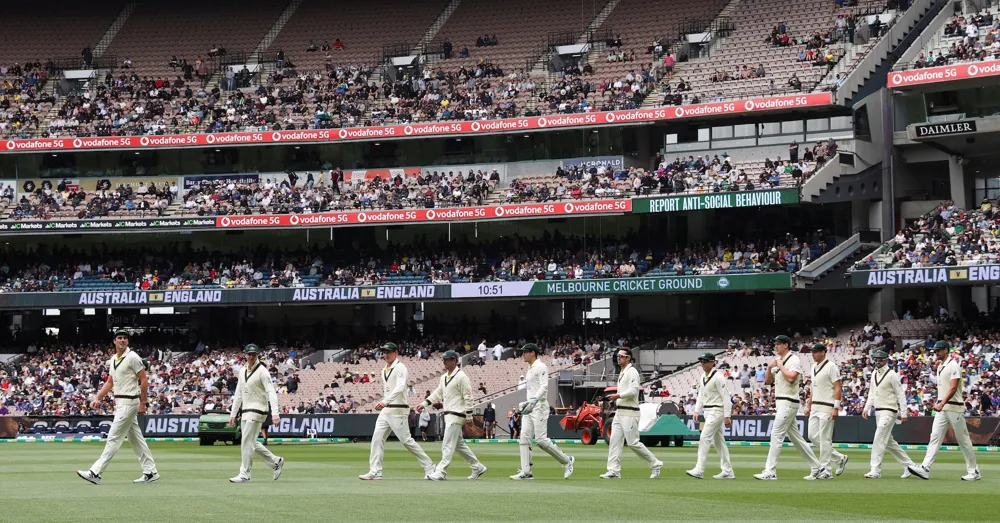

{"left": 753, "top": 472, "right": 777, "bottom": 480}
{"left": 133, "top": 472, "right": 159, "bottom": 484}
{"left": 468, "top": 464, "right": 487, "bottom": 480}
{"left": 273, "top": 457, "right": 284, "bottom": 480}
{"left": 509, "top": 471, "right": 533, "bottom": 480}
{"left": 427, "top": 472, "right": 446, "bottom": 481}
{"left": 863, "top": 471, "right": 881, "bottom": 479}
{"left": 961, "top": 469, "right": 981, "bottom": 481}
{"left": 359, "top": 471, "right": 382, "bottom": 480}
{"left": 599, "top": 471, "right": 621, "bottom": 479}
{"left": 229, "top": 475, "right": 251, "bottom": 483}
{"left": 907, "top": 464, "right": 930, "bottom": 480}
{"left": 650, "top": 461, "right": 663, "bottom": 479}
{"left": 685, "top": 469, "right": 703, "bottom": 479}
{"left": 713, "top": 471, "right": 735, "bottom": 479}
{"left": 835, "top": 455, "right": 849, "bottom": 476}
{"left": 76, "top": 470, "right": 101, "bottom": 485}
{"left": 563, "top": 456, "right": 575, "bottom": 479}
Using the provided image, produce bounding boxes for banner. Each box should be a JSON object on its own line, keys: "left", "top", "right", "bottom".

{"left": 851, "top": 265, "right": 1000, "bottom": 287}
{"left": 562, "top": 156, "right": 625, "bottom": 171}
{"left": 452, "top": 273, "right": 793, "bottom": 298}
{"left": 183, "top": 173, "right": 260, "bottom": 190}
{"left": 632, "top": 188, "right": 800, "bottom": 214}
{"left": 889, "top": 62, "right": 1000, "bottom": 88}
{"left": 0, "top": 94, "right": 834, "bottom": 154}
{"left": 213, "top": 199, "right": 632, "bottom": 229}
{"left": 0, "top": 284, "right": 452, "bottom": 310}
{"left": 0, "top": 217, "right": 216, "bottom": 233}
{"left": 912, "top": 120, "right": 977, "bottom": 138}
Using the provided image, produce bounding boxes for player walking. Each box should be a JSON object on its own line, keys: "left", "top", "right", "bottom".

{"left": 754, "top": 335, "right": 829, "bottom": 480}
{"left": 600, "top": 348, "right": 663, "bottom": 479}
{"left": 510, "top": 343, "right": 575, "bottom": 480}
{"left": 685, "top": 352, "right": 734, "bottom": 479}
{"left": 419, "top": 350, "right": 487, "bottom": 481}
{"left": 861, "top": 348, "right": 916, "bottom": 479}
{"left": 907, "top": 341, "right": 980, "bottom": 481}
{"left": 77, "top": 331, "right": 159, "bottom": 485}
{"left": 360, "top": 342, "right": 435, "bottom": 480}
{"left": 227, "top": 344, "right": 284, "bottom": 483}
{"left": 805, "top": 343, "right": 849, "bottom": 476}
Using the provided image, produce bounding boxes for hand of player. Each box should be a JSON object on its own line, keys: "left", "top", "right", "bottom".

{"left": 374, "top": 402, "right": 385, "bottom": 411}
{"left": 90, "top": 399, "right": 101, "bottom": 409}
{"left": 690, "top": 413, "right": 699, "bottom": 422}
{"left": 803, "top": 406, "right": 811, "bottom": 417}
{"left": 899, "top": 417, "right": 908, "bottom": 424}
{"left": 831, "top": 409, "right": 838, "bottom": 419}
{"left": 138, "top": 402, "right": 147, "bottom": 415}
{"left": 607, "top": 394, "right": 620, "bottom": 401}
{"left": 861, "top": 409, "right": 869, "bottom": 420}
{"left": 933, "top": 401, "right": 944, "bottom": 412}
{"left": 415, "top": 404, "right": 423, "bottom": 413}
{"left": 228, "top": 417, "right": 236, "bottom": 427}
{"left": 723, "top": 417, "right": 732, "bottom": 428}
{"left": 271, "top": 415, "right": 280, "bottom": 425}
{"left": 432, "top": 402, "right": 443, "bottom": 410}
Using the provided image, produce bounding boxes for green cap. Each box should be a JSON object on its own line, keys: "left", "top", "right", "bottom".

{"left": 381, "top": 342, "right": 399, "bottom": 352}
{"left": 697, "top": 352, "right": 716, "bottom": 363}
{"left": 113, "top": 330, "right": 129, "bottom": 338}
{"left": 774, "top": 335, "right": 792, "bottom": 345}
{"left": 520, "top": 343, "right": 541, "bottom": 354}
{"left": 441, "top": 350, "right": 459, "bottom": 360}
{"left": 809, "top": 343, "right": 827, "bottom": 352}
{"left": 932, "top": 340, "right": 950, "bottom": 351}
{"left": 244, "top": 343, "right": 259, "bottom": 354}
{"left": 871, "top": 349, "right": 889, "bottom": 359}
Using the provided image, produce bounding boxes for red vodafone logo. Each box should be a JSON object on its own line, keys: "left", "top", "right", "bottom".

{"left": 471, "top": 122, "right": 481, "bottom": 132}
{"left": 271, "top": 132, "right": 282, "bottom": 142}
{"left": 289, "top": 215, "right": 300, "bottom": 225}
{"left": 404, "top": 125, "right": 414, "bottom": 136}
{"left": 537, "top": 117, "right": 547, "bottom": 127}
{"left": 674, "top": 107, "right": 685, "bottom": 118}
{"left": 890, "top": 73, "right": 903, "bottom": 86}
{"left": 220, "top": 217, "right": 232, "bottom": 227}
{"left": 605, "top": 113, "right": 616, "bottom": 123}
{"left": 338, "top": 129, "right": 348, "bottom": 139}
{"left": 426, "top": 209, "right": 436, "bottom": 220}
{"left": 495, "top": 206, "right": 505, "bottom": 217}
{"left": 5, "top": 141, "right": 14, "bottom": 150}
{"left": 563, "top": 202, "right": 575, "bottom": 213}
{"left": 744, "top": 100, "right": 756, "bottom": 111}
{"left": 357, "top": 212, "right": 367, "bottom": 223}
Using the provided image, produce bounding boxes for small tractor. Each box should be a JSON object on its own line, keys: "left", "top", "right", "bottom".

{"left": 560, "top": 386, "right": 641, "bottom": 445}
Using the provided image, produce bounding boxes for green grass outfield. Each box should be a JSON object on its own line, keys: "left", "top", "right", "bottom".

{"left": 1, "top": 441, "right": 996, "bottom": 523}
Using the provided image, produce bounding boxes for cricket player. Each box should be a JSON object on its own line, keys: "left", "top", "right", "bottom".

{"left": 908, "top": 341, "right": 980, "bottom": 481}
{"left": 754, "top": 335, "right": 828, "bottom": 480}
{"left": 360, "top": 342, "right": 435, "bottom": 480}
{"left": 510, "top": 343, "right": 575, "bottom": 480}
{"left": 685, "top": 352, "right": 734, "bottom": 479}
{"left": 228, "top": 344, "right": 284, "bottom": 483}
{"left": 805, "top": 343, "right": 849, "bottom": 476}
{"left": 861, "top": 348, "right": 916, "bottom": 479}
{"left": 600, "top": 348, "right": 663, "bottom": 479}
{"left": 418, "top": 350, "right": 487, "bottom": 481}
{"left": 77, "top": 331, "right": 159, "bottom": 485}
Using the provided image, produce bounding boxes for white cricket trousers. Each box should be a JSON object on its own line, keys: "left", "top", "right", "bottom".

{"left": 606, "top": 415, "right": 660, "bottom": 474}
{"left": 808, "top": 411, "right": 846, "bottom": 471}
{"left": 869, "top": 411, "right": 913, "bottom": 475}
{"left": 920, "top": 410, "right": 978, "bottom": 475}
{"left": 90, "top": 401, "right": 156, "bottom": 475}
{"left": 520, "top": 406, "right": 570, "bottom": 473}
{"left": 692, "top": 409, "right": 732, "bottom": 475}
{"left": 434, "top": 422, "right": 482, "bottom": 478}
{"left": 368, "top": 411, "right": 434, "bottom": 474}
{"left": 763, "top": 403, "right": 821, "bottom": 475}
{"left": 238, "top": 418, "right": 279, "bottom": 478}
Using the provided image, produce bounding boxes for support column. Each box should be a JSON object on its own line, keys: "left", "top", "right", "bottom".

{"left": 851, "top": 199, "right": 870, "bottom": 232}
{"left": 949, "top": 155, "right": 967, "bottom": 209}
{"left": 970, "top": 287, "right": 987, "bottom": 317}
{"left": 945, "top": 286, "right": 963, "bottom": 319}
{"left": 868, "top": 288, "right": 895, "bottom": 323}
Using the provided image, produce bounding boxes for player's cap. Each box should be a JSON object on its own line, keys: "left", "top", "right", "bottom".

{"left": 697, "top": 352, "right": 716, "bottom": 363}
{"left": 244, "top": 343, "right": 259, "bottom": 354}
{"left": 932, "top": 340, "right": 950, "bottom": 351}
{"left": 113, "top": 330, "right": 129, "bottom": 338}
{"left": 809, "top": 343, "right": 827, "bottom": 352}
{"left": 871, "top": 349, "right": 889, "bottom": 359}
{"left": 441, "top": 350, "right": 459, "bottom": 360}
{"left": 520, "top": 343, "right": 541, "bottom": 354}
{"left": 381, "top": 342, "right": 399, "bottom": 352}
{"left": 774, "top": 335, "right": 792, "bottom": 344}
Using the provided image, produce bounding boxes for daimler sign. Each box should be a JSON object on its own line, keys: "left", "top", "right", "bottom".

{"left": 914, "top": 121, "right": 977, "bottom": 138}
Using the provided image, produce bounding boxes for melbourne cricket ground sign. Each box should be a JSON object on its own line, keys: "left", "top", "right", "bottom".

{"left": 451, "top": 273, "right": 792, "bottom": 298}
{"left": 632, "top": 188, "right": 800, "bottom": 214}
{"left": 851, "top": 265, "right": 1000, "bottom": 288}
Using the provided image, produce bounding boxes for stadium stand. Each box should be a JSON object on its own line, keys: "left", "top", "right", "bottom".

{"left": 0, "top": 2, "right": 125, "bottom": 66}
{"left": 909, "top": 8, "right": 999, "bottom": 69}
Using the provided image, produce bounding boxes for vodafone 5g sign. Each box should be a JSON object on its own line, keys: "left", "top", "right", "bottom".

{"left": 889, "top": 62, "right": 1000, "bottom": 87}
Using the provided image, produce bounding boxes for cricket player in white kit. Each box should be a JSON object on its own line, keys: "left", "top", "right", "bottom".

{"left": 908, "top": 341, "right": 981, "bottom": 481}
{"left": 685, "top": 352, "right": 734, "bottom": 479}
{"left": 510, "top": 343, "right": 575, "bottom": 480}
{"left": 600, "top": 348, "right": 663, "bottom": 479}
{"left": 228, "top": 344, "right": 284, "bottom": 483}
{"left": 77, "top": 331, "right": 159, "bottom": 485}
{"left": 862, "top": 348, "right": 916, "bottom": 479}
{"left": 360, "top": 342, "right": 435, "bottom": 480}
{"left": 419, "top": 350, "right": 487, "bottom": 481}
{"left": 805, "top": 343, "right": 849, "bottom": 476}
{"left": 754, "top": 335, "right": 828, "bottom": 481}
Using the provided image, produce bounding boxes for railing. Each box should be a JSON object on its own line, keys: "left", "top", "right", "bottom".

{"left": 50, "top": 56, "right": 119, "bottom": 71}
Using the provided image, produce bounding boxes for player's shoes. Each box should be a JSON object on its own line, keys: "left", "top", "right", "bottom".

{"left": 713, "top": 471, "right": 735, "bottom": 479}
{"left": 961, "top": 469, "right": 981, "bottom": 481}
{"left": 901, "top": 466, "right": 912, "bottom": 479}
{"left": 863, "top": 471, "right": 881, "bottom": 479}
{"left": 76, "top": 470, "right": 101, "bottom": 485}
{"left": 907, "top": 464, "right": 930, "bottom": 480}
{"left": 133, "top": 472, "right": 159, "bottom": 484}
{"left": 804, "top": 467, "right": 832, "bottom": 480}
{"left": 685, "top": 469, "right": 703, "bottom": 479}
{"left": 427, "top": 472, "right": 446, "bottom": 481}
{"left": 563, "top": 456, "right": 575, "bottom": 479}
{"left": 509, "top": 471, "right": 533, "bottom": 480}
{"left": 753, "top": 472, "right": 777, "bottom": 480}
{"left": 835, "top": 455, "right": 849, "bottom": 476}
{"left": 468, "top": 464, "right": 487, "bottom": 480}
{"left": 650, "top": 461, "right": 663, "bottom": 479}
{"left": 599, "top": 471, "right": 621, "bottom": 479}
{"left": 359, "top": 471, "right": 383, "bottom": 480}
{"left": 273, "top": 457, "right": 284, "bottom": 481}
{"left": 229, "top": 475, "right": 251, "bottom": 483}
